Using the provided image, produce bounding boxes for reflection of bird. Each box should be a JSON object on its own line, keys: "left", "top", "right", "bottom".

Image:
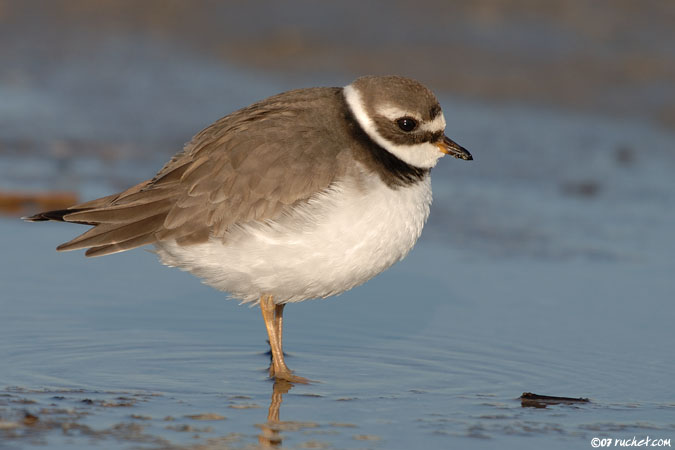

{"left": 26, "top": 76, "right": 472, "bottom": 383}
{"left": 257, "top": 380, "right": 293, "bottom": 447}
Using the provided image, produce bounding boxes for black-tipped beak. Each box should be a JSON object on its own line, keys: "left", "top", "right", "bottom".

{"left": 437, "top": 135, "right": 472, "bottom": 161}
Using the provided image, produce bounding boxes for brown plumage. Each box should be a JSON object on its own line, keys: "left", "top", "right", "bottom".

{"left": 26, "top": 81, "right": 446, "bottom": 258}
{"left": 25, "top": 88, "right": 356, "bottom": 256}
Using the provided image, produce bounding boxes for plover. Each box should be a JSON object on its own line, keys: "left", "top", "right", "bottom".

{"left": 26, "top": 75, "right": 472, "bottom": 383}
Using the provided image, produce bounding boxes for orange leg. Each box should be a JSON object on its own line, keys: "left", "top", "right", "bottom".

{"left": 260, "top": 295, "right": 309, "bottom": 384}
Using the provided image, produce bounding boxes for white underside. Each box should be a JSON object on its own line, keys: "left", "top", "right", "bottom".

{"left": 155, "top": 167, "right": 432, "bottom": 304}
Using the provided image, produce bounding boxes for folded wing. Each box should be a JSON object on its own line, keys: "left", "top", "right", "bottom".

{"left": 25, "top": 88, "right": 347, "bottom": 257}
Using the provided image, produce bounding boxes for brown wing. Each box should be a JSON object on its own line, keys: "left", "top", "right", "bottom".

{"left": 28, "top": 87, "right": 349, "bottom": 257}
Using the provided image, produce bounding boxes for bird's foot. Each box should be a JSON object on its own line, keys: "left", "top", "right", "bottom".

{"left": 275, "top": 371, "right": 311, "bottom": 384}
{"left": 269, "top": 366, "right": 311, "bottom": 384}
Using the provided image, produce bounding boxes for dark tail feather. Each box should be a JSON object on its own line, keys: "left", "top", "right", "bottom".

{"left": 23, "top": 209, "right": 89, "bottom": 223}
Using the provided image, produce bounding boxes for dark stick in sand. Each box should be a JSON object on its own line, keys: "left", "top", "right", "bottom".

{"left": 520, "top": 392, "right": 590, "bottom": 408}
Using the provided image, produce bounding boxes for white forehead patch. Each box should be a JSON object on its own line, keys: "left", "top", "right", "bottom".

{"left": 420, "top": 113, "right": 446, "bottom": 133}
{"left": 376, "top": 104, "right": 422, "bottom": 122}
{"left": 343, "top": 83, "right": 446, "bottom": 170}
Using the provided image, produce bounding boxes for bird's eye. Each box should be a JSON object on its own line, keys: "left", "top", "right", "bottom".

{"left": 396, "top": 117, "right": 417, "bottom": 132}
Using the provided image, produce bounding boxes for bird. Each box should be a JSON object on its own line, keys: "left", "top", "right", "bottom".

{"left": 25, "top": 75, "right": 472, "bottom": 383}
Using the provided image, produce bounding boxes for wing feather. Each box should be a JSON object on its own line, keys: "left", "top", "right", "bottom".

{"left": 58, "top": 214, "right": 167, "bottom": 251}
{"left": 63, "top": 198, "right": 174, "bottom": 223}
{"left": 32, "top": 87, "right": 349, "bottom": 256}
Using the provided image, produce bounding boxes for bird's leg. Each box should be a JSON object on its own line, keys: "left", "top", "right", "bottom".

{"left": 260, "top": 294, "right": 280, "bottom": 378}
{"left": 260, "top": 295, "right": 309, "bottom": 384}
{"left": 274, "top": 303, "right": 284, "bottom": 359}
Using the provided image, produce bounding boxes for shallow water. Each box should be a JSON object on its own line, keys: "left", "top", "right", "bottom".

{"left": 2, "top": 97, "right": 675, "bottom": 447}
{"left": 2, "top": 8, "right": 675, "bottom": 446}
{"left": 2, "top": 217, "right": 675, "bottom": 448}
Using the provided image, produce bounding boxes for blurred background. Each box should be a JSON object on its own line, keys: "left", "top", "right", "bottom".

{"left": 1, "top": 1, "right": 674, "bottom": 449}
{"left": 1, "top": 0, "right": 674, "bottom": 200}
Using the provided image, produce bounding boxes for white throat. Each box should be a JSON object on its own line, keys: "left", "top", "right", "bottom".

{"left": 343, "top": 84, "right": 446, "bottom": 169}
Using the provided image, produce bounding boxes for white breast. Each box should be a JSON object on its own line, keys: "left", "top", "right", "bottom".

{"left": 155, "top": 168, "right": 432, "bottom": 304}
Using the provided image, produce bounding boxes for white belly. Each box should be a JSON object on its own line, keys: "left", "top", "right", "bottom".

{"left": 155, "top": 172, "right": 432, "bottom": 304}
